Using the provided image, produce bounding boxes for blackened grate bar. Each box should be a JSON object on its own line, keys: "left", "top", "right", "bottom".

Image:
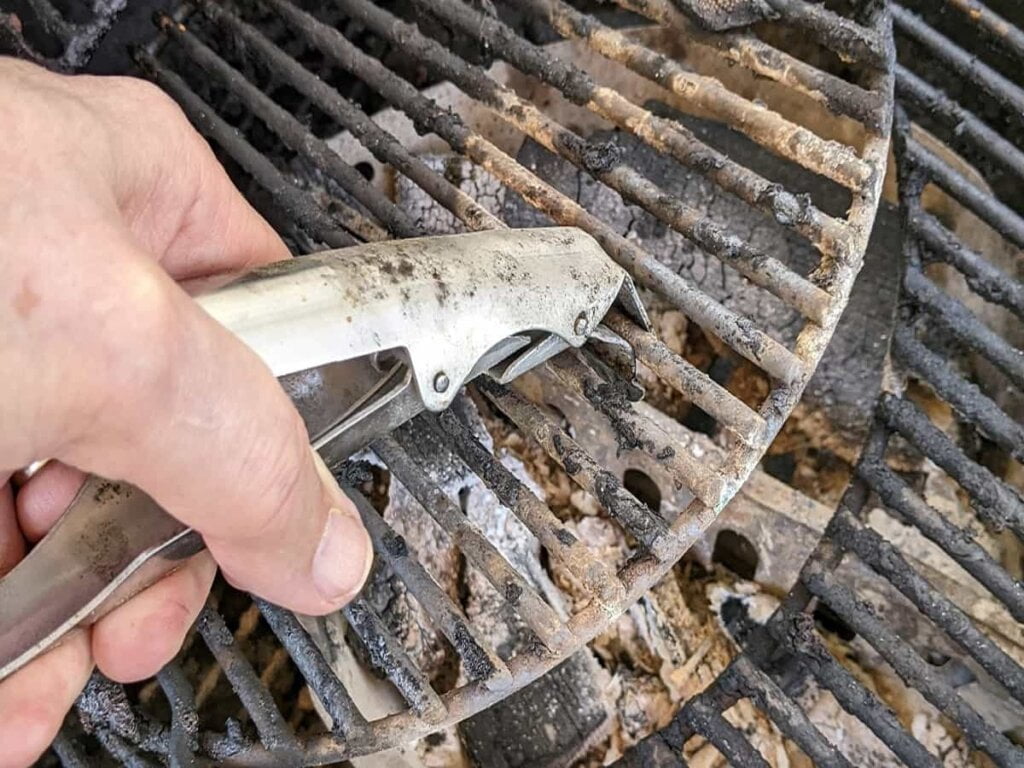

{"left": 622, "top": 4, "right": 1024, "bottom": 765}
{"left": 0, "top": 0, "right": 127, "bottom": 69}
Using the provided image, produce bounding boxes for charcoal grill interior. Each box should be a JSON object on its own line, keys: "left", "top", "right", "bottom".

{"left": 0, "top": 0, "right": 897, "bottom": 765}
{"left": 621, "top": 3, "right": 1024, "bottom": 766}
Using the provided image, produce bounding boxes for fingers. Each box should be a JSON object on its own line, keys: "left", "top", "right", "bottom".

{"left": 92, "top": 553, "right": 216, "bottom": 683}
{"left": 0, "top": 630, "right": 92, "bottom": 768}
{"left": 14, "top": 461, "right": 85, "bottom": 542}
{"left": 50, "top": 249, "right": 372, "bottom": 616}
{"left": 0, "top": 480, "right": 25, "bottom": 575}
{"left": 15, "top": 459, "right": 215, "bottom": 683}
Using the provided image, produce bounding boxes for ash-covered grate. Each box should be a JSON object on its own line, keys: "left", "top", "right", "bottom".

{"left": 621, "top": 3, "right": 1024, "bottom": 765}
{"left": 2, "top": 0, "right": 891, "bottom": 764}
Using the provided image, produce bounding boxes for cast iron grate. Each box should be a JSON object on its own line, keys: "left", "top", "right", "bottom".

{"left": 3, "top": 0, "right": 891, "bottom": 763}
{"left": 0, "top": 0, "right": 128, "bottom": 68}
{"left": 621, "top": 2, "right": 1024, "bottom": 765}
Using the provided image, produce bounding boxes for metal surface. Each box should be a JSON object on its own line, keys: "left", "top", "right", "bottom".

{"left": 622, "top": 4, "right": 1024, "bottom": 765}
{"left": 0, "top": 0, "right": 892, "bottom": 763}
{"left": 0, "top": 227, "right": 628, "bottom": 684}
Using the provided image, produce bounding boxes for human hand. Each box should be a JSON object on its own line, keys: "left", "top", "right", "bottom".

{"left": 0, "top": 57, "right": 372, "bottom": 765}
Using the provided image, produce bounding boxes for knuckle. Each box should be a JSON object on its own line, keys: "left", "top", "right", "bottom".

{"left": 85, "top": 269, "right": 181, "bottom": 427}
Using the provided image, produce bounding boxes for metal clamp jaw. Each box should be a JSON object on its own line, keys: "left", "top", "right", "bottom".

{"left": 0, "top": 227, "right": 645, "bottom": 681}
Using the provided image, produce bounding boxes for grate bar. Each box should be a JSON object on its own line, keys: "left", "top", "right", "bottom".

{"left": 24, "top": 0, "right": 71, "bottom": 41}
{"left": 270, "top": 0, "right": 805, "bottom": 384}
{"left": 545, "top": 353, "right": 729, "bottom": 506}
{"left": 94, "top": 730, "right": 161, "bottom": 768}
{"left": 893, "top": 4, "right": 1024, "bottom": 119}
{"left": 193, "top": 0, "right": 502, "bottom": 235}
{"left": 347, "top": 489, "right": 513, "bottom": 691}
{"left": 433, "top": 409, "right": 628, "bottom": 606}
{"left": 802, "top": 562, "right": 1022, "bottom": 764}
{"left": 762, "top": 0, "right": 886, "bottom": 67}
{"left": 196, "top": 606, "right": 298, "bottom": 750}
{"left": 345, "top": 0, "right": 829, "bottom": 323}
{"left": 877, "top": 393, "right": 1024, "bottom": 536}
{"left": 612, "top": 0, "right": 883, "bottom": 129}
{"left": 77, "top": 675, "right": 169, "bottom": 754}
{"left": 681, "top": 698, "right": 770, "bottom": 768}
{"left": 832, "top": 508, "right": 1024, "bottom": 706}
{"left": 903, "top": 266, "right": 1024, "bottom": 390}
{"left": 729, "top": 656, "right": 852, "bottom": 768}
{"left": 478, "top": 378, "right": 677, "bottom": 558}
{"left": 156, "top": 664, "right": 199, "bottom": 768}
{"left": 135, "top": 51, "right": 359, "bottom": 249}
{"left": 0, "top": 14, "right": 43, "bottom": 63}
{"left": 907, "top": 139, "right": 1024, "bottom": 251}
{"left": 401, "top": 0, "right": 854, "bottom": 251}
{"left": 856, "top": 459, "right": 1024, "bottom": 621}
{"left": 944, "top": 0, "right": 1024, "bottom": 64}
{"left": 892, "top": 326, "right": 1024, "bottom": 461}
{"left": 769, "top": 615, "right": 942, "bottom": 768}
{"left": 895, "top": 65, "right": 1024, "bottom": 185}
{"left": 343, "top": 599, "right": 447, "bottom": 721}
{"left": 257, "top": 599, "right": 368, "bottom": 735}
{"left": 908, "top": 209, "right": 1024, "bottom": 319}
{"left": 351, "top": 0, "right": 830, "bottom": 324}
{"left": 158, "top": 18, "right": 417, "bottom": 240}
{"left": 604, "top": 311, "right": 766, "bottom": 444}
{"left": 522, "top": 0, "right": 870, "bottom": 188}
{"left": 373, "top": 434, "right": 574, "bottom": 653}
{"left": 51, "top": 731, "right": 90, "bottom": 768}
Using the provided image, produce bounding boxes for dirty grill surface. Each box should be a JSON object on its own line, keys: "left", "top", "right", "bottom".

{"left": 4, "top": 0, "right": 889, "bottom": 764}
{"left": 622, "top": 3, "right": 1024, "bottom": 766}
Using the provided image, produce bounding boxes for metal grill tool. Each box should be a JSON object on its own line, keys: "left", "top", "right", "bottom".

{"left": 1, "top": 0, "right": 892, "bottom": 763}
{"left": 623, "top": 3, "right": 1024, "bottom": 765}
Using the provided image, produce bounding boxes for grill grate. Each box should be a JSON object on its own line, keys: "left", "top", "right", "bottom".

{"left": 3, "top": 0, "right": 892, "bottom": 763}
{"left": 0, "top": 0, "right": 128, "bottom": 69}
{"left": 621, "top": 3, "right": 1024, "bottom": 765}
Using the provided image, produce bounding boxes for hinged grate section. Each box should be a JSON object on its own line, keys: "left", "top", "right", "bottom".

{"left": 6, "top": 0, "right": 893, "bottom": 763}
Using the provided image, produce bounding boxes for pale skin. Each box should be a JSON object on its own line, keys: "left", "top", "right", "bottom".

{"left": 0, "top": 58, "right": 373, "bottom": 765}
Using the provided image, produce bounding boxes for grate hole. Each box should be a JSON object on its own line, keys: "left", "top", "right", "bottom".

{"left": 813, "top": 602, "right": 856, "bottom": 642}
{"left": 623, "top": 469, "right": 661, "bottom": 513}
{"left": 712, "top": 529, "right": 759, "bottom": 580}
{"left": 354, "top": 161, "right": 375, "bottom": 181}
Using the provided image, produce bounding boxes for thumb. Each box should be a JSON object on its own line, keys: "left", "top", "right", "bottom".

{"left": 41, "top": 238, "right": 372, "bottom": 616}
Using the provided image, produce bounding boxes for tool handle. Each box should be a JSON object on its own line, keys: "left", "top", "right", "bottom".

{"left": 0, "top": 477, "right": 202, "bottom": 680}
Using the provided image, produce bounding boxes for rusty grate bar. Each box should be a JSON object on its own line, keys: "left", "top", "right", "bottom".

{"left": 260, "top": 0, "right": 808, "bottom": 383}
{"left": 22, "top": 0, "right": 891, "bottom": 762}
{"left": 614, "top": 0, "right": 886, "bottom": 130}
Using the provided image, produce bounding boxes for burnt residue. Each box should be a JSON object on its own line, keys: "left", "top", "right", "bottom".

{"left": 452, "top": 621, "right": 498, "bottom": 681}
{"left": 382, "top": 530, "right": 409, "bottom": 558}
{"left": 552, "top": 526, "right": 577, "bottom": 547}
{"left": 78, "top": 518, "right": 130, "bottom": 582}
{"left": 503, "top": 580, "right": 523, "bottom": 605}
{"left": 92, "top": 480, "right": 124, "bottom": 505}
{"left": 582, "top": 377, "right": 656, "bottom": 454}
